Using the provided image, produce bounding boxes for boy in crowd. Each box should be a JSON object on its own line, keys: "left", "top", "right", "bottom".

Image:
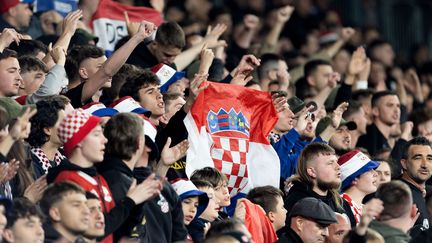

{"left": 3, "top": 198, "right": 44, "bottom": 243}
{"left": 247, "top": 186, "right": 287, "bottom": 232}
{"left": 40, "top": 182, "right": 89, "bottom": 242}
{"left": 83, "top": 192, "right": 105, "bottom": 243}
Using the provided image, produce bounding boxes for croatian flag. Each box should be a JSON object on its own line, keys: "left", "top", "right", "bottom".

{"left": 184, "top": 82, "right": 280, "bottom": 196}
{"left": 91, "top": 0, "right": 163, "bottom": 56}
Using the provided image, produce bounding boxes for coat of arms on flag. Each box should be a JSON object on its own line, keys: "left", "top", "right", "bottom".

{"left": 184, "top": 82, "right": 280, "bottom": 196}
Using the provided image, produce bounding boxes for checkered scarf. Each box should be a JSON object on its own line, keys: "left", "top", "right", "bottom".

{"left": 31, "top": 147, "right": 65, "bottom": 174}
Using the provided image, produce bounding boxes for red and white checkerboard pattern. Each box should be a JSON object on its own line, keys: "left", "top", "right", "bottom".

{"left": 210, "top": 135, "right": 249, "bottom": 196}
{"left": 58, "top": 108, "right": 90, "bottom": 144}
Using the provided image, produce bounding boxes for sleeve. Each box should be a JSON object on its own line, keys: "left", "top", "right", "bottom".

{"left": 26, "top": 65, "right": 68, "bottom": 104}
{"left": 65, "top": 82, "right": 86, "bottom": 108}
{"left": 208, "top": 58, "right": 225, "bottom": 82}
{"left": 272, "top": 129, "right": 301, "bottom": 180}
{"left": 390, "top": 138, "right": 408, "bottom": 178}
{"left": 155, "top": 108, "right": 188, "bottom": 149}
{"left": 103, "top": 197, "right": 136, "bottom": 237}
{"left": 220, "top": 74, "right": 233, "bottom": 84}
{"left": 333, "top": 82, "right": 353, "bottom": 109}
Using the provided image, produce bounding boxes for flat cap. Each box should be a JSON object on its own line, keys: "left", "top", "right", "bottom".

{"left": 290, "top": 197, "right": 337, "bottom": 225}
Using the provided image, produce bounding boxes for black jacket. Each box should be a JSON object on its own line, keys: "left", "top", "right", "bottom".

{"left": 130, "top": 166, "right": 188, "bottom": 242}
{"left": 283, "top": 181, "right": 344, "bottom": 228}
{"left": 97, "top": 156, "right": 140, "bottom": 242}
{"left": 400, "top": 178, "right": 430, "bottom": 229}
{"left": 276, "top": 228, "right": 304, "bottom": 243}
{"left": 187, "top": 218, "right": 210, "bottom": 243}
{"left": 126, "top": 41, "right": 177, "bottom": 70}
{"left": 155, "top": 108, "right": 189, "bottom": 181}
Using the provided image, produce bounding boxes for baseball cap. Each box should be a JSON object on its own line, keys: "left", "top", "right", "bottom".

{"left": 0, "top": 97, "right": 35, "bottom": 121}
{"left": 150, "top": 64, "right": 185, "bottom": 93}
{"left": 290, "top": 197, "right": 337, "bottom": 225}
{"left": 82, "top": 102, "right": 118, "bottom": 117}
{"left": 0, "top": 0, "right": 34, "bottom": 14}
{"left": 171, "top": 179, "right": 209, "bottom": 219}
{"left": 315, "top": 117, "right": 357, "bottom": 136}
{"left": 109, "top": 96, "right": 151, "bottom": 118}
{"left": 287, "top": 96, "right": 305, "bottom": 114}
{"left": 338, "top": 150, "right": 380, "bottom": 191}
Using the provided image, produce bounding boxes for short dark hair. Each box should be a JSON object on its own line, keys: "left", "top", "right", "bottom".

{"left": 206, "top": 218, "right": 246, "bottom": 238}
{"left": 257, "top": 53, "right": 282, "bottom": 80}
{"left": 191, "top": 179, "right": 214, "bottom": 190}
{"left": 163, "top": 92, "right": 183, "bottom": 103}
{"left": 27, "top": 96, "right": 68, "bottom": 147}
{"left": 367, "top": 39, "right": 390, "bottom": 59}
{"left": 0, "top": 49, "right": 17, "bottom": 61}
{"left": 376, "top": 181, "right": 412, "bottom": 220}
{"left": 8, "top": 40, "right": 47, "bottom": 57}
{"left": 6, "top": 198, "right": 44, "bottom": 228}
{"left": 371, "top": 90, "right": 398, "bottom": 108}
{"left": 351, "top": 89, "right": 374, "bottom": 103}
{"left": 342, "top": 100, "right": 363, "bottom": 120}
{"left": 155, "top": 21, "right": 185, "bottom": 49}
{"left": 190, "top": 167, "right": 227, "bottom": 188}
{"left": 65, "top": 45, "right": 105, "bottom": 81}
{"left": 86, "top": 191, "right": 99, "bottom": 200}
{"left": 104, "top": 113, "right": 144, "bottom": 160}
{"left": 119, "top": 69, "right": 160, "bottom": 101}
{"left": 18, "top": 55, "right": 49, "bottom": 74}
{"left": 402, "top": 136, "right": 432, "bottom": 159}
{"left": 40, "top": 182, "right": 86, "bottom": 218}
{"left": 245, "top": 80, "right": 261, "bottom": 88}
{"left": 304, "top": 59, "right": 331, "bottom": 78}
{"left": 101, "top": 64, "right": 143, "bottom": 105}
{"left": 410, "top": 108, "right": 432, "bottom": 136}
{"left": 247, "top": 186, "right": 283, "bottom": 214}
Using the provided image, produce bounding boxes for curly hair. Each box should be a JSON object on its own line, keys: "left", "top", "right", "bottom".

{"left": 119, "top": 69, "right": 160, "bottom": 102}
{"left": 27, "top": 97, "right": 66, "bottom": 147}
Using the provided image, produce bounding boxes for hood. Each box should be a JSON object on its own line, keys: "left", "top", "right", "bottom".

{"left": 97, "top": 156, "right": 134, "bottom": 177}
{"left": 133, "top": 166, "right": 153, "bottom": 183}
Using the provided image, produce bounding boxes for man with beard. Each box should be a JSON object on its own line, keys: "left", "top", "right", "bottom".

{"left": 283, "top": 143, "right": 344, "bottom": 233}
{"left": 399, "top": 137, "right": 432, "bottom": 231}
{"left": 316, "top": 117, "right": 357, "bottom": 156}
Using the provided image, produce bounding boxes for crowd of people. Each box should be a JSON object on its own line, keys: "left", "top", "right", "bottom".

{"left": 0, "top": 0, "right": 432, "bottom": 242}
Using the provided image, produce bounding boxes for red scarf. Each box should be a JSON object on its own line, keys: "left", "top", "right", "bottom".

{"left": 341, "top": 193, "right": 362, "bottom": 225}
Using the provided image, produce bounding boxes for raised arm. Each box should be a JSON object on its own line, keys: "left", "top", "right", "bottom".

{"left": 174, "top": 24, "right": 226, "bottom": 71}
{"left": 81, "top": 21, "right": 157, "bottom": 103}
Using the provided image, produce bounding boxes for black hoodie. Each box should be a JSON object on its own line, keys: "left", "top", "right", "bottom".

{"left": 130, "top": 166, "right": 188, "bottom": 242}
{"left": 96, "top": 156, "right": 141, "bottom": 242}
